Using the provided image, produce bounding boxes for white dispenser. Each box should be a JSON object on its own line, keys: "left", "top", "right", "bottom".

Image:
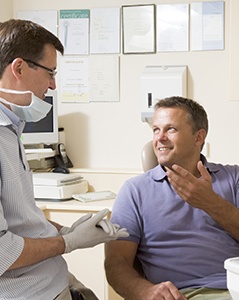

{"left": 141, "top": 65, "right": 187, "bottom": 124}
{"left": 224, "top": 257, "right": 239, "bottom": 300}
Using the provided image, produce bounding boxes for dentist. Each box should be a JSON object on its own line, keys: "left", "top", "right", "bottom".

{"left": 0, "top": 19, "right": 128, "bottom": 300}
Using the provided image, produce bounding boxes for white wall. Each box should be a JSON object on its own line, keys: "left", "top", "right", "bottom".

{"left": 10, "top": 0, "right": 239, "bottom": 170}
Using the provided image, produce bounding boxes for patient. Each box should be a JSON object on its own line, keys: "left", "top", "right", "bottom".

{"left": 104, "top": 96, "right": 238, "bottom": 300}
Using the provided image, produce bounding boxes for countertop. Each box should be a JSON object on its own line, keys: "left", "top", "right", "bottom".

{"left": 35, "top": 198, "right": 115, "bottom": 212}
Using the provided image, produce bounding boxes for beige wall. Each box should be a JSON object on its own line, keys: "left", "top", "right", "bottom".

{"left": 10, "top": 0, "right": 239, "bottom": 170}
{"left": 0, "top": 0, "right": 13, "bottom": 21}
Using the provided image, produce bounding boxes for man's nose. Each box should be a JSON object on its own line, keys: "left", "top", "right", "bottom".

{"left": 157, "top": 131, "right": 167, "bottom": 141}
{"left": 49, "top": 78, "right": 56, "bottom": 90}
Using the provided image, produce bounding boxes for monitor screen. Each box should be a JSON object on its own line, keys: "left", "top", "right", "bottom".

{"left": 21, "top": 90, "right": 58, "bottom": 146}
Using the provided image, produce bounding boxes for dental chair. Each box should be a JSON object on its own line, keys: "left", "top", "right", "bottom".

{"left": 70, "top": 289, "right": 82, "bottom": 300}
{"left": 141, "top": 140, "right": 158, "bottom": 172}
{"left": 70, "top": 287, "right": 98, "bottom": 300}
{"left": 132, "top": 140, "right": 158, "bottom": 277}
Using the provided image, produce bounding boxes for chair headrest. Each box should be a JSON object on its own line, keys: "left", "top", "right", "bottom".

{"left": 141, "top": 141, "right": 158, "bottom": 172}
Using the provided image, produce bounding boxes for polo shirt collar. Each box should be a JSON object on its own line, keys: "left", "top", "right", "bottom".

{"left": 151, "top": 154, "right": 219, "bottom": 182}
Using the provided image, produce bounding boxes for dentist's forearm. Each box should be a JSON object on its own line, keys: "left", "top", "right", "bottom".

{"left": 9, "top": 236, "right": 65, "bottom": 270}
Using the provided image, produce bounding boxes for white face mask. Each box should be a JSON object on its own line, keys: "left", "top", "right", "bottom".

{"left": 0, "top": 87, "right": 52, "bottom": 122}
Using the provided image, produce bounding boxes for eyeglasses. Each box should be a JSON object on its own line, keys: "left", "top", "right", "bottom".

{"left": 22, "top": 58, "right": 57, "bottom": 79}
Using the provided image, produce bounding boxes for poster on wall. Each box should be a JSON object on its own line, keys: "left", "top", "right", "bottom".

{"left": 89, "top": 55, "right": 120, "bottom": 102}
{"left": 122, "top": 4, "right": 156, "bottom": 54}
{"left": 190, "top": 1, "right": 224, "bottom": 51}
{"left": 60, "top": 57, "right": 89, "bottom": 103}
{"left": 90, "top": 7, "right": 121, "bottom": 54}
{"left": 59, "top": 10, "right": 90, "bottom": 55}
{"left": 157, "top": 4, "right": 189, "bottom": 52}
{"left": 17, "top": 10, "right": 58, "bottom": 36}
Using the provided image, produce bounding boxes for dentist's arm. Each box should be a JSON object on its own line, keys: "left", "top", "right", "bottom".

{"left": 62, "top": 209, "right": 128, "bottom": 253}
{"left": 9, "top": 209, "right": 128, "bottom": 270}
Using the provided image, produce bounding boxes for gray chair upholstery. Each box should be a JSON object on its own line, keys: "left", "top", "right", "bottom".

{"left": 141, "top": 141, "right": 158, "bottom": 172}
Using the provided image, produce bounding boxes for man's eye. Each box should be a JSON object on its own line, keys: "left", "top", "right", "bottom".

{"left": 153, "top": 128, "right": 159, "bottom": 134}
{"left": 48, "top": 70, "right": 57, "bottom": 79}
{"left": 168, "top": 127, "right": 176, "bottom": 132}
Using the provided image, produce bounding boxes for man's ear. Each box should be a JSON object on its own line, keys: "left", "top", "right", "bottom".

{"left": 195, "top": 129, "right": 207, "bottom": 147}
{"left": 10, "top": 58, "right": 24, "bottom": 79}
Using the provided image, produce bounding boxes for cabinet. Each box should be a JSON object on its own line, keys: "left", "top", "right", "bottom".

{"left": 37, "top": 200, "right": 122, "bottom": 300}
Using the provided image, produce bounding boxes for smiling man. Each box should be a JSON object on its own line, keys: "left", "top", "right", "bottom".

{"left": 105, "top": 96, "right": 238, "bottom": 300}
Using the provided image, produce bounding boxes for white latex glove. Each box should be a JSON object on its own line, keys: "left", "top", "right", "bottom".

{"left": 97, "top": 220, "right": 128, "bottom": 239}
{"left": 62, "top": 208, "right": 129, "bottom": 253}
{"left": 59, "top": 213, "right": 93, "bottom": 235}
{"left": 97, "top": 220, "right": 120, "bottom": 235}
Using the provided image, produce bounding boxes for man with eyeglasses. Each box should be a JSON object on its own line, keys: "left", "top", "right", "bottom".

{"left": 14, "top": 58, "right": 58, "bottom": 79}
{"left": 0, "top": 19, "right": 128, "bottom": 300}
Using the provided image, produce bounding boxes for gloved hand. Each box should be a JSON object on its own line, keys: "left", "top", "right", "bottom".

{"left": 59, "top": 213, "right": 93, "bottom": 235}
{"left": 97, "top": 220, "right": 120, "bottom": 234}
{"left": 62, "top": 208, "right": 129, "bottom": 253}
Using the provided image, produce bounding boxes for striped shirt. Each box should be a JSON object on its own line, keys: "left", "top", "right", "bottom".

{"left": 0, "top": 103, "right": 68, "bottom": 299}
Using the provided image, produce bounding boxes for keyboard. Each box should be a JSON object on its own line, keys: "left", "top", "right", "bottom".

{"left": 25, "top": 148, "right": 54, "bottom": 154}
{"left": 72, "top": 190, "right": 117, "bottom": 203}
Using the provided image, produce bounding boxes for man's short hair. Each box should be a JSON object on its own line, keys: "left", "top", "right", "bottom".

{"left": 154, "top": 96, "right": 208, "bottom": 134}
{"left": 0, "top": 19, "right": 64, "bottom": 78}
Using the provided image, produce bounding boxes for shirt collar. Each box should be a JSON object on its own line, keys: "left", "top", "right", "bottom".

{"left": 200, "top": 154, "right": 220, "bottom": 173}
{"left": 0, "top": 103, "right": 25, "bottom": 135}
{"left": 151, "top": 164, "right": 167, "bottom": 181}
{"left": 150, "top": 154, "right": 219, "bottom": 182}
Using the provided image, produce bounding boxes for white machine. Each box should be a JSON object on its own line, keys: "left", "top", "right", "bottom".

{"left": 224, "top": 257, "right": 239, "bottom": 300}
{"left": 141, "top": 65, "right": 187, "bottom": 125}
{"left": 32, "top": 172, "right": 88, "bottom": 200}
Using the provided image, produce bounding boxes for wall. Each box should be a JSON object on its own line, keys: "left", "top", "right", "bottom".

{"left": 0, "top": 0, "right": 13, "bottom": 20}
{"left": 10, "top": 0, "right": 239, "bottom": 171}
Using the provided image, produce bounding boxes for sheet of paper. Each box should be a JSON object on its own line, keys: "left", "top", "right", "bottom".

{"left": 157, "top": 4, "right": 189, "bottom": 52}
{"left": 122, "top": 5, "right": 156, "bottom": 54}
{"left": 17, "top": 10, "right": 58, "bottom": 36}
{"left": 89, "top": 56, "right": 119, "bottom": 102}
{"left": 59, "top": 10, "right": 90, "bottom": 55}
{"left": 60, "top": 57, "right": 89, "bottom": 103}
{"left": 190, "top": 1, "right": 224, "bottom": 51}
{"left": 90, "top": 7, "right": 120, "bottom": 54}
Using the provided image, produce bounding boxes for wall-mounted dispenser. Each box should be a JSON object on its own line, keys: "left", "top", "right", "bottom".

{"left": 141, "top": 65, "right": 187, "bottom": 124}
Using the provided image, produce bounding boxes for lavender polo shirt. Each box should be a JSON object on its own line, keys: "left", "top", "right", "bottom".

{"left": 110, "top": 158, "right": 239, "bottom": 289}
